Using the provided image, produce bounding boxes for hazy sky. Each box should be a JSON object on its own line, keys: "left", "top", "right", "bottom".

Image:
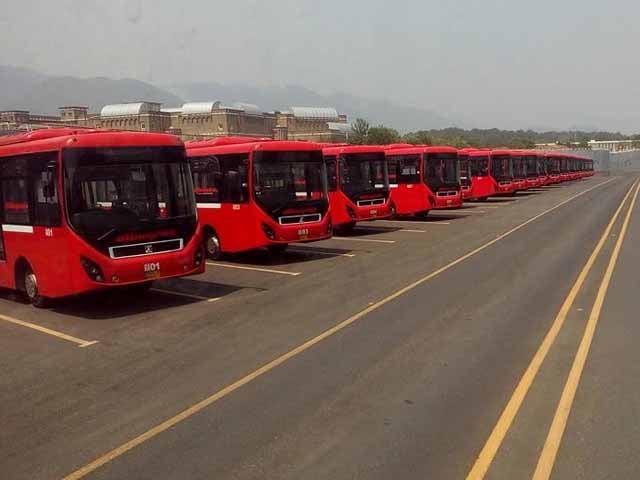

{"left": 2, "top": 0, "right": 639, "bottom": 132}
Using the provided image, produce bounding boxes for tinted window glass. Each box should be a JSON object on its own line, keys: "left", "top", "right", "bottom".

{"left": 324, "top": 155, "right": 338, "bottom": 191}
{"left": 191, "top": 153, "right": 249, "bottom": 204}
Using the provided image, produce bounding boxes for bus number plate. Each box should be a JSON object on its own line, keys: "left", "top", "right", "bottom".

{"left": 144, "top": 262, "right": 161, "bottom": 279}
{"left": 370, "top": 209, "right": 378, "bottom": 216}
{"left": 298, "top": 228, "right": 309, "bottom": 239}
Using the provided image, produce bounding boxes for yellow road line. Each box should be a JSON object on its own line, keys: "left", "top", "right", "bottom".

{"left": 62, "top": 176, "right": 617, "bottom": 480}
{"left": 0, "top": 314, "right": 98, "bottom": 348}
{"left": 465, "top": 177, "right": 633, "bottom": 480}
{"left": 150, "top": 288, "right": 221, "bottom": 303}
{"left": 206, "top": 262, "right": 301, "bottom": 277}
{"left": 532, "top": 180, "right": 640, "bottom": 480}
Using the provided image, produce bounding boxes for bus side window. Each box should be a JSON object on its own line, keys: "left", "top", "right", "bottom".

{"left": 192, "top": 156, "right": 222, "bottom": 203}
{"left": 0, "top": 155, "right": 29, "bottom": 226}
{"left": 0, "top": 182, "right": 5, "bottom": 261}
{"left": 324, "top": 156, "right": 337, "bottom": 191}
{"left": 32, "top": 154, "right": 61, "bottom": 227}
{"left": 1, "top": 177, "right": 30, "bottom": 225}
{"left": 387, "top": 158, "right": 398, "bottom": 184}
{"left": 218, "top": 154, "right": 249, "bottom": 203}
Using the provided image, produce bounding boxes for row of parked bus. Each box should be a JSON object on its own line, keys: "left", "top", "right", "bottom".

{"left": 0, "top": 129, "right": 594, "bottom": 306}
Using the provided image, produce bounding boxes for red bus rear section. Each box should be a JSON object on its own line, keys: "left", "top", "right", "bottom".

{"left": 187, "top": 138, "right": 331, "bottom": 258}
{"left": 0, "top": 129, "right": 204, "bottom": 306}
{"left": 322, "top": 145, "right": 391, "bottom": 230}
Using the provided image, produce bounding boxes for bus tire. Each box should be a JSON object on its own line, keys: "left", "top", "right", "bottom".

{"left": 415, "top": 211, "right": 429, "bottom": 218}
{"left": 204, "top": 229, "right": 222, "bottom": 260}
{"left": 267, "top": 244, "right": 288, "bottom": 255}
{"left": 20, "top": 264, "right": 49, "bottom": 308}
{"left": 339, "top": 222, "right": 356, "bottom": 233}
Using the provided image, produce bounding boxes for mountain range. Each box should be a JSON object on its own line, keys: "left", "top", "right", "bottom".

{"left": 0, "top": 65, "right": 452, "bottom": 131}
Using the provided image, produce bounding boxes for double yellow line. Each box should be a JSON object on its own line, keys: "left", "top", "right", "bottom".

{"left": 467, "top": 178, "right": 640, "bottom": 480}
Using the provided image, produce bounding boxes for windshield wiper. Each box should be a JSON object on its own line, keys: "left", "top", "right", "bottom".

{"left": 97, "top": 227, "right": 118, "bottom": 242}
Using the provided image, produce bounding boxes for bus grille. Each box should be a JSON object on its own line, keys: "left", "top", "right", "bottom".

{"left": 109, "top": 238, "right": 184, "bottom": 259}
{"left": 357, "top": 198, "right": 385, "bottom": 207}
{"left": 278, "top": 213, "right": 322, "bottom": 225}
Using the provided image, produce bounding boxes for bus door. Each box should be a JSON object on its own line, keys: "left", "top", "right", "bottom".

{"left": 193, "top": 153, "right": 254, "bottom": 253}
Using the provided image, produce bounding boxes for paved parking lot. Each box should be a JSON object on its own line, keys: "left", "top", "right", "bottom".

{"left": 3, "top": 175, "right": 636, "bottom": 480}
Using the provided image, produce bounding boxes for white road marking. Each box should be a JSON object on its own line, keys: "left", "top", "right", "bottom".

{"left": 206, "top": 262, "right": 302, "bottom": 276}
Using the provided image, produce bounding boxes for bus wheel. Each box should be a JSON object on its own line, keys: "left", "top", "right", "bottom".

{"left": 23, "top": 267, "right": 49, "bottom": 308}
{"left": 205, "top": 231, "right": 221, "bottom": 260}
{"left": 415, "top": 211, "right": 429, "bottom": 218}
{"left": 267, "top": 244, "right": 288, "bottom": 255}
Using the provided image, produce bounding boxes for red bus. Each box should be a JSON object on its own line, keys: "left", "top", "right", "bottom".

{"left": 523, "top": 151, "right": 542, "bottom": 188}
{"left": 468, "top": 150, "right": 494, "bottom": 201}
{"left": 187, "top": 138, "right": 331, "bottom": 258}
{"left": 424, "top": 147, "right": 462, "bottom": 209}
{"left": 510, "top": 151, "right": 528, "bottom": 191}
{"left": 385, "top": 146, "right": 431, "bottom": 216}
{"left": 458, "top": 149, "right": 474, "bottom": 200}
{"left": 385, "top": 145, "right": 461, "bottom": 216}
{"left": 535, "top": 152, "right": 550, "bottom": 186}
{"left": 490, "top": 150, "right": 516, "bottom": 195}
{"left": 545, "top": 153, "right": 562, "bottom": 184}
{"left": 0, "top": 129, "right": 204, "bottom": 306}
{"left": 322, "top": 145, "right": 391, "bottom": 231}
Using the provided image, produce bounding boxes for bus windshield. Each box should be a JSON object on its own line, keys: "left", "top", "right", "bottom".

{"left": 340, "top": 152, "right": 388, "bottom": 199}
{"left": 64, "top": 146, "right": 196, "bottom": 240}
{"left": 512, "top": 155, "right": 526, "bottom": 179}
{"left": 491, "top": 155, "right": 512, "bottom": 181}
{"left": 425, "top": 153, "right": 459, "bottom": 188}
{"left": 459, "top": 154, "right": 471, "bottom": 185}
{"left": 253, "top": 150, "right": 328, "bottom": 216}
{"left": 470, "top": 156, "right": 489, "bottom": 177}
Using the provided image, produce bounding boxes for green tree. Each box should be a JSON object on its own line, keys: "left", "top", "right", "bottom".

{"left": 367, "top": 125, "right": 401, "bottom": 145}
{"left": 349, "top": 118, "right": 370, "bottom": 145}
{"left": 402, "top": 131, "right": 434, "bottom": 145}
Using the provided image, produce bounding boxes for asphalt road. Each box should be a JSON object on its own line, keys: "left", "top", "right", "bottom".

{"left": 1, "top": 174, "right": 638, "bottom": 480}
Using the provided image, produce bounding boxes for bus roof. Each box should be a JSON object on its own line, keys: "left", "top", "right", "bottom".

{"left": 322, "top": 145, "right": 385, "bottom": 155}
{"left": 423, "top": 146, "right": 459, "bottom": 154}
{"left": 185, "top": 136, "right": 272, "bottom": 149}
{"left": 186, "top": 140, "right": 322, "bottom": 157}
{"left": 0, "top": 129, "right": 183, "bottom": 157}
{"left": 491, "top": 149, "right": 512, "bottom": 156}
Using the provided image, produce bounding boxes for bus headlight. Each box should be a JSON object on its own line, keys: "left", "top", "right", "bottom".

{"left": 346, "top": 206, "right": 356, "bottom": 219}
{"left": 261, "top": 222, "right": 276, "bottom": 240}
{"left": 326, "top": 218, "right": 333, "bottom": 235}
{"left": 80, "top": 256, "right": 105, "bottom": 282}
{"left": 194, "top": 246, "right": 204, "bottom": 267}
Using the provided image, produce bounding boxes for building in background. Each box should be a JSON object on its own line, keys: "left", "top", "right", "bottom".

{"left": 587, "top": 139, "right": 638, "bottom": 152}
{"left": 0, "top": 101, "right": 351, "bottom": 143}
